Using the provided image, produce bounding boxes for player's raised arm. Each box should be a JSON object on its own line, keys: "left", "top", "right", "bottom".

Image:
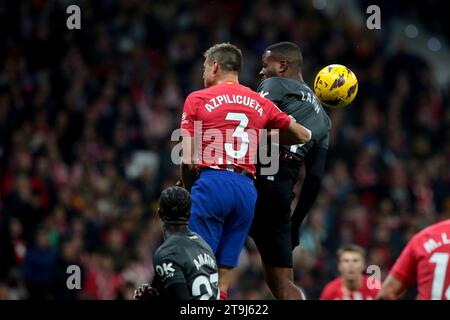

{"left": 265, "top": 100, "right": 311, "bottom": 145}
{"left": 279, "top": 119, "right": 312, "bottom": 145}
{"left": 268, "top": 118, "right": 312, "bottom": 145}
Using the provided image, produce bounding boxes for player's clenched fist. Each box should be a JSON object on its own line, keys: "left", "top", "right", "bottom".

{"left": 133, "top": 284, "right": 160, "bottom": 300}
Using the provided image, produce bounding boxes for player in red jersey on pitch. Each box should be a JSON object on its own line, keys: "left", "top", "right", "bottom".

{"left": 320, "top": 244, "right": 380, "bottom": 300}
{"left": 378, "top": 219, "right": 450, "bottom": 300}
{"left": 180, "top": 43, "right": 311, "bottom": 298}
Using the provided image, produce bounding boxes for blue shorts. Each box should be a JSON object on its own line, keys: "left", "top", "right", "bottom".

{"left": 189, "top": 169, "right": 257, "bottom": 268}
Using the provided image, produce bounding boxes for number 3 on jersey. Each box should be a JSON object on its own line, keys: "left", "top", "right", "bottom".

{"left": 225, "top": 112, "right": 249, "bottom": 159}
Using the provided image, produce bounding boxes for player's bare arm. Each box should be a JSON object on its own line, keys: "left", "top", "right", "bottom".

{"left": 377, "top": 275, "right": 407, "bottom": 300}
{"left": 180, "top": 135, "right": 198, "bottom": 191}
{"left": 278, "top": 119, "right": 311, "bottom": 145}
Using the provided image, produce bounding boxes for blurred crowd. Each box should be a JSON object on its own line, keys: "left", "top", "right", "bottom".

{"left": 0, "top": 0, "right": 449, "bottom": 300}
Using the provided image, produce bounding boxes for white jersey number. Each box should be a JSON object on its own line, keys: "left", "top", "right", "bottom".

{"left": 429, "top": 252, "right": 450, "bottom": 300}
{"left": 225, "top": 112, "right": 249, "bottom": 159}
{"left": 191, "top": 272, "right": 219, "bottom": 300}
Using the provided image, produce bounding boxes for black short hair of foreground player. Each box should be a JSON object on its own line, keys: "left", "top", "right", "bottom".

{"left": 203, "top": 43, "right": 243, "bottom": 73}
{"left": 158, "top": 186, "right": 192, "bottom": 224}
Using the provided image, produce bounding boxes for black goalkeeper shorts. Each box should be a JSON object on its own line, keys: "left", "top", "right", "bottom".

{"left": 249, "top": 163, "right": 299, "bottom": 268}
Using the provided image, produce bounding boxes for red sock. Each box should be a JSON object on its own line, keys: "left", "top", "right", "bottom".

{"left": 220, "top": 290, "right": 228, "bottom": 300}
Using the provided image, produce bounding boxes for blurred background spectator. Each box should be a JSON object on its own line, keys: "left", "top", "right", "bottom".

{"left": 0, "top": 0, "right": 449, "bottom": 299}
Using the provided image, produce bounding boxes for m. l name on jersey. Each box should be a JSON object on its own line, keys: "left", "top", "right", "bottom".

{"left": 424, "top": 232, "right": 450, "bottom": 253}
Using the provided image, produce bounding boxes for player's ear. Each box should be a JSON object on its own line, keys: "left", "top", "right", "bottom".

{"left": 212, "top": 60, "right": 219, "bottom": 75}
{"left": 279, "top": 60, "right": 288, "bottom": 74}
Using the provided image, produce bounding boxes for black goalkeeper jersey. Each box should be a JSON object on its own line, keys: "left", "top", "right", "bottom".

{"left": 151, "top": 229, "right": 219, "bottom": 300}
{"left": 257, "top": 77, "right": 331, "bottom": 159}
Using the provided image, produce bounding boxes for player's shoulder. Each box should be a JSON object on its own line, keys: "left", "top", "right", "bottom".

{"left": 260, "top": 76, "right": 305, "bottom": 88}
{"left": 412, "top": 219, "right": 450, "bottom": 242}
{"left": 320, "top": 277, "right": 341, "bottom": 299}
{"left": 185, "top": 88, "right": 210, "bottom": 101}
{"left": 258, "top": 77, "right": 286, "bottom": 92}
{"left": 153, "top": 242, "right": 174, "bottom": 262}
{"left": 190, "top": 232, "right": 215, "bottom": 255}
{"left": 154, "top": 235, "right": 186, "bottom": 261}
{"left": 425, "top": 219, "right": 450, "bottom": 233}
{"left": 173, "top": 231, "right": 214, "bottom": 256}
{"left": 258, "top": 77, "right": 317, "bottom": 101}
{"left": 161, "top": 231, "right": 207, "bottom": 251}
{"left": 259, "top": 77, "right": 282, "bottom": 86}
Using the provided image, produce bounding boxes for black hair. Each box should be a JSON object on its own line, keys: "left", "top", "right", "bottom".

{"left": 158, "top": 186, "right": 191, "bottom": 223}
{"left": 266, "top": 42, "right": 303, "bottom": 69}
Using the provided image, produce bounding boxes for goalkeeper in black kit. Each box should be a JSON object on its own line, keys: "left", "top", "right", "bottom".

{"left": 249, "top": 42, "right": 331, "bottom": 299}
{"left": 134, "top": 186, "right": 219, "bottom": 300}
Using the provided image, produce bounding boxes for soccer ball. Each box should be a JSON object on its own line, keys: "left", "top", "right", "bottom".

{"left": 313, "top": 64, "right": 358, "bottom": 108}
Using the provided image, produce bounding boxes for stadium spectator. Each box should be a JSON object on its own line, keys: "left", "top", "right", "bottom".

{"left": 320, "top": 244, "right": 381, "bottom": 300}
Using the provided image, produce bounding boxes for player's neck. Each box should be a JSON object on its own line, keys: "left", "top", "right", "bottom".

{"left": 163, "top": 224, "right": 190, "bottom": 238}
{"left": 343, "top": 276, "right": 362, "bottom": 291}
{"left": 215, "top": 74, "right": 239, "bottom": 86}
{"left": 282, "top": 70, "right": 303, "bottom": 81}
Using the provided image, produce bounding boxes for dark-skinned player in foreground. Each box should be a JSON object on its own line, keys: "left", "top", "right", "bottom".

{"left": 134, "top": 186, "right": 219, "bottom": 300}
{"left": 249, "top": 42, "right": 331, "bottom": 299}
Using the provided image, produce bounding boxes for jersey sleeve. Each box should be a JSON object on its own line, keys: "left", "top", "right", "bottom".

{"left": 264, "top": 100, "right": 291, "bottom": 130}
{"left": 389, "top": 236, "right": 418, "bottom": 288}
{"left": 180, "top": 94, "right": 197, "bottom": 136}
{"left": 153, "top": 251, "right": 187, "bottom": 290}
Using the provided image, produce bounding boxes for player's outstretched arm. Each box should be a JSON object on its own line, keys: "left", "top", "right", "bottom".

{"left": 377, "top": 275, "right": 407, "bottom": 300}
{"left": 279, "top": 119, "right": 311, "bottom": 145}
{"left": 180, "top": 136, "right": 198, "bottom": 191}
